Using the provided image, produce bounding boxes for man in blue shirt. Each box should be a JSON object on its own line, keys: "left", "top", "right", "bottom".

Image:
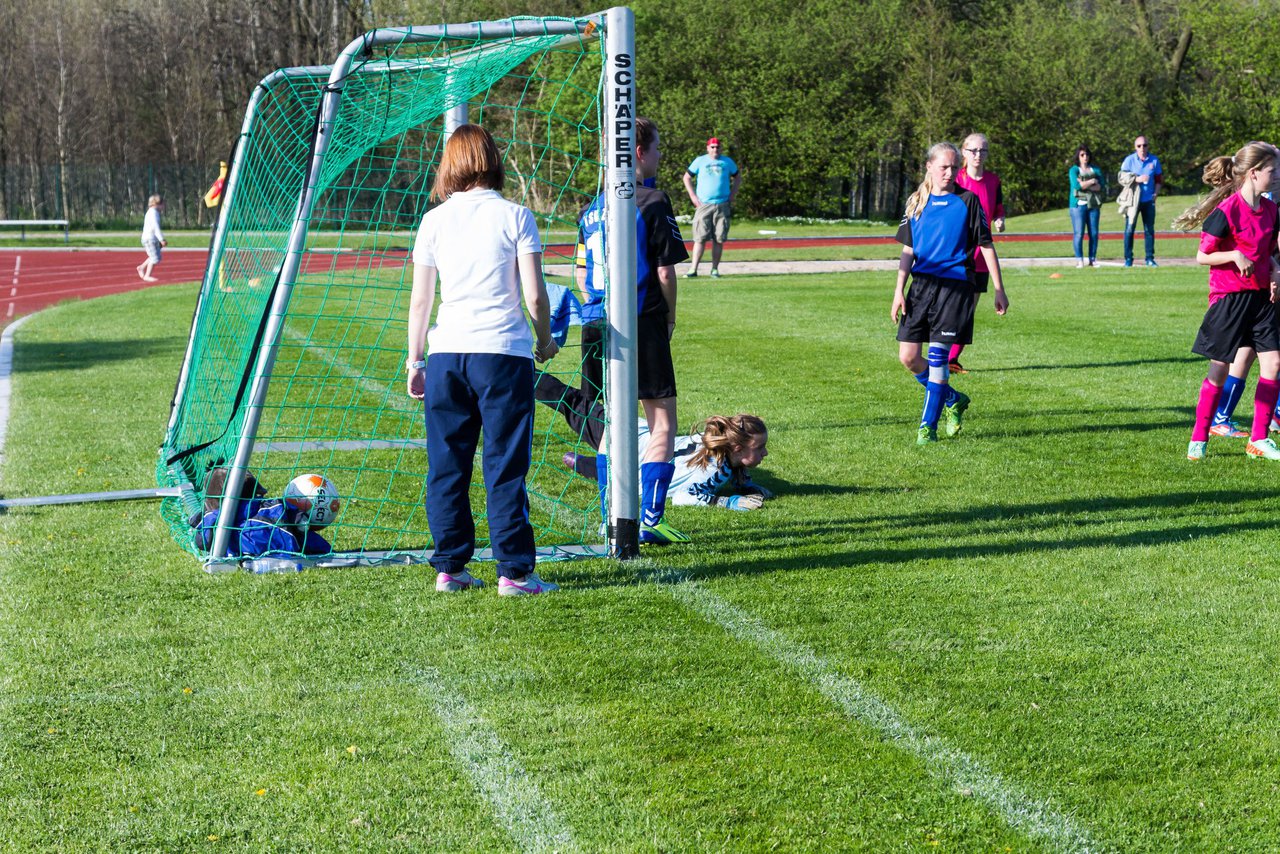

{"left": 1120, "top": 135, "right": 1163, "bottom": 267}
{"left": 682, "top": 137, "right": 742, "bottom": 278}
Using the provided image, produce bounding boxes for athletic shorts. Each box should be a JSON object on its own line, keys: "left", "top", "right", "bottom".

{"left": 896, "top": 273, "right": 975, "bottom": 345}
{"left": 693, "top": 202, "right": 732, "bottom": 244}
{"left": 973, "top": 271, "right": 990, "bottom": 294}
{"left": 579, "top": 315, "right": 677, "bottom": 401}
{"left": 143, "top": 238, "right": 163, "bottom": 264}
{"left": 580, "top": 321, "right": 606, "bottom": 401}
{"left": 1192, "top": 289, "right": 1280, "bottom": 362}
{"left": 638, "top": 312, "right": 677, "bottom": 399}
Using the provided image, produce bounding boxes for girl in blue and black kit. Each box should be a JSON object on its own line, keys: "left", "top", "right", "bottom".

{"left": 892, "top": 142, "right": 1009, "bottom": 444}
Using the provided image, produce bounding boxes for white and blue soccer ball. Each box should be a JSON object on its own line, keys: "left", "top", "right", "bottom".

{"left": 283, "top": 473, "right": 342, "bottom": 529}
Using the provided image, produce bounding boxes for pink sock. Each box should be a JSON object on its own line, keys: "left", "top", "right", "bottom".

{"left": 1252, "top": 378, "right": 1280, "bottom": 441}
{"left": 1192, "top": 379, "right": 1222, "bottom": 442}
{"left": 949, "top": 343, "right": 965, "bottom": 362}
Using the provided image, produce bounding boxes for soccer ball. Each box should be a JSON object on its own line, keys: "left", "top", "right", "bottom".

{"left": 283, "top": 473, "right": 342, "bottom": 529}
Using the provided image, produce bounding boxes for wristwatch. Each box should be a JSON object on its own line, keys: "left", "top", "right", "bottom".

{"left": 406, "top": 358, "right": 426, "bottom": 371}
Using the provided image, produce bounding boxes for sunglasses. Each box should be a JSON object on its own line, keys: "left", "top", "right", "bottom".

{"left": 965, "top": 148, "right": 988, "bottom": 154}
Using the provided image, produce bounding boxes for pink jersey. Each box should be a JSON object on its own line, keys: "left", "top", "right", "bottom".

{"left": 1199, "top": 193, "right": 1279, "bottom": 304}
{"left": 955, "top": 170, "right": 1004, "bottom": 274}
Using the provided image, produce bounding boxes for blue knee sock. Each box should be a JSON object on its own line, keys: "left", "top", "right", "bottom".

{"left": 640, "top": 461, "right": 675, "bottom": 528}
{"left": 920, "top": 345, "right": 949, "bottom": 429}
{"left": 1214, "top": 375, "right": 1245, "bottom": 425}
{"left": 595, "top": 453, "right": 609, "bottom": 525}
{"left": 917, "top": 367, "right": 958, "bottom": 408}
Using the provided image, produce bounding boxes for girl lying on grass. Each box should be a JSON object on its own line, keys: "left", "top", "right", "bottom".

{"left": 564, "top": 413, "right": 772, "bottom": 511}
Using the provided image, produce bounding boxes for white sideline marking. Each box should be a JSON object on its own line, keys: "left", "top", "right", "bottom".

{"left": 412, "top": 666, "right": 577, "bottom": 853}
{"left": 0, "top": 313, "right": 36, "bottom": 469}
{"left": 665, "top": 581, "right": 1101, "bottom": 854}
{"left": 283, "top": 328, "right": 416, "bottom": 416}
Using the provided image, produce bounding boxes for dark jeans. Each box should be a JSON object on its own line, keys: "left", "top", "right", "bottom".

{"left": 1123, "top": 199, "right": 1156, "bottom": 264}
{"left": 424, "top": 352, "right": 536, "bottom": 579}
{"left": 1070, "top": 205, "right": 1100, "bottom": 262}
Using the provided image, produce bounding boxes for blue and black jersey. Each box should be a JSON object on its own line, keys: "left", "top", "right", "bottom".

{"left": 576, "top": 185, "right": 690, "bottom": 322}
{"left": 896, "top": 190, "right": 992, "bottom": 284}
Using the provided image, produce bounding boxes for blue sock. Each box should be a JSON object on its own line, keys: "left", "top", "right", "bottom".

{"left": 640, "top": 461, "right": 675, "bottom": 528}
{"left": 1214, "top": 375, "right": 1245, "bottom": 425}
{"left": 920, "top": 344, "right": 949, "bottom": 429}
{"left": 595, "top": 453, "right": 609, "bottom": 525}
{"left": 922, "top": 383, "right": 946, "bottom": 429}
{"left": 914, "top": 369, "right": 928, "bottom": 387}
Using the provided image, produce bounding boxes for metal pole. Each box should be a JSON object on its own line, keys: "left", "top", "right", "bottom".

{"left": 444, "top": 104, "right": 468, "bottom": 141}
{"left": 208, "top": 64, "right": 358, "bottom": 559}
{"left": 604, "top": 6, "right": 638, "bottom": 559}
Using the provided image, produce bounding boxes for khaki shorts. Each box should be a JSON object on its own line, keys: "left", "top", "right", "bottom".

{"left": 693, "top": 202, "right": 732, "bottom": 243}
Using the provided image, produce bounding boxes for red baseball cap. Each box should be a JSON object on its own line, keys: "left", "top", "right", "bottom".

{"left": 707, "top": 137, "right": 720, "bottom": 146}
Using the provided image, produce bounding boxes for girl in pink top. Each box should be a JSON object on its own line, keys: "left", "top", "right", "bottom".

{"left": 1173, "top": 142, "right": 1280, "bottom": 461}
{"left": 952, "top": 133, "right": 1005, "bottom": 373}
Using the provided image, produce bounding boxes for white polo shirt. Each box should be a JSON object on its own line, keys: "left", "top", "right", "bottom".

{"left": 412, "top": 188, "right": 541, "bottom": 358}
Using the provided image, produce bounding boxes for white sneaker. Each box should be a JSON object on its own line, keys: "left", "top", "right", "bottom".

{"left": 498, "top": 572, "right": 560, "bottom": 596}
{"left": 1187, "top": 440, "right": 1206, "bottom": 461}
{"left": 1247, "top": 438, "right": 1280, "bottom": 460}
{"left": 436, "top": 570, "right": 485, "bottom": 592}
{"left": 1075, "top": 260, "right": 1084, "bottom": 269}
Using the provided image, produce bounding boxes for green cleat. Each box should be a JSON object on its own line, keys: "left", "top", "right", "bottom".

{"left": 943, "top": 390, "right": 971, "bottom": 437}
{"left": 640, "top": 520, "right": 691, "bottom": 545}
{"left": 917, "top": 425, "right": 938, "bottom": 445}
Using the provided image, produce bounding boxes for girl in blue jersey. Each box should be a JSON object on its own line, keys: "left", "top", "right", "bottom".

{"left": 892, "top": 142, "right": 1008, "bottom": 444}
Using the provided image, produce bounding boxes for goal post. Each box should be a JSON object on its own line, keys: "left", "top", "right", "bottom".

{"left": 158, "top": 9, "right": 640, "bottom": 570}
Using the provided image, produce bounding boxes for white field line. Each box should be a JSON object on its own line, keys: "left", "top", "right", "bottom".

{"left": 411, "top": 666, "right": 577, "bottom": 853}
{"left": 0, "top": 313, "right": 36, "bottom": 469}
{"left": 283, "top": 328, "right": 417, "bottom": 417}
{"left": 283, "top": 330, "right": 582, "bottom": 532}
{"left": 664, "top": 580, "right": 1102, "bottom": 854}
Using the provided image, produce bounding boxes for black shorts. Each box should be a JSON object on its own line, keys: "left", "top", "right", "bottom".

{"left": 580, "top": 321, "right": 606, "bottom": 400}
{"left": 638, "top": 312, "right": 677, "bottom": 400}
{"left": 973, "top": 271, "right": 990, "bottom": 293}
{"left": 1192, "top": 289, "right": 1280, "bottom": 362}
{"left": 896, "top": 274, "right": 975, "bottom": 345}
{"left": 578, "top": 315, "right": 677, "bottom": 401}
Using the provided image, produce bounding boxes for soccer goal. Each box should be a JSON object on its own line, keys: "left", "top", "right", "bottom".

{"left": 158, "top": 8, "right": 642, "bottom": 571}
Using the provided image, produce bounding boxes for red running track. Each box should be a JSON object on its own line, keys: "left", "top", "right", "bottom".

{"left": 1, "top": 231, "right": 1192, "bottom": 328}
{"left": 0, "top": 248, "right": 408, "bottom": 329}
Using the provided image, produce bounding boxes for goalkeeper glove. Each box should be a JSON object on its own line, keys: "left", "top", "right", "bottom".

{"left": 717, "top": 493, "right": 763, "bottom": 511}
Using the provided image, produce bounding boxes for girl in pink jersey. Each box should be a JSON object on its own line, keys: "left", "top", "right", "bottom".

{"left": 1173, "top": 142, "right": 1280, "bottom": 461}
{"left": 951, "top": 133, "right": 1005, "bottom": 373}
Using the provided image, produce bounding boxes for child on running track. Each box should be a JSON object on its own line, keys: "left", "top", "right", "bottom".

{"left": 1174, "top": 141, "right": 1280, "bottom": 462}
{"left": 893, "top": 142, "right": 1008, "bottom": 445}
{"left": 137, "top": 195, "right": 167, "bottom": 282}
{"left": 951, "top": 133, "right": 1006, "bottom": 373}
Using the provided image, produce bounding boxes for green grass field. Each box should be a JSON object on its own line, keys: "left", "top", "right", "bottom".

{"left": 6, "top": 263, "right": 1280, "bottom": 850}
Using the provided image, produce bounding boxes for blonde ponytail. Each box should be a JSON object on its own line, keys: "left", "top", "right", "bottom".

{"left": 1173, "top": 142, "right": 1277, "bottom": 231}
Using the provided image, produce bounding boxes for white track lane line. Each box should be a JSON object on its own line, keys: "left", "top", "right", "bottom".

{"left": 665, "top": 581, "right": 1102, "bottom": 854}
{"left": 7, "top": 256, "right": 16, "bottom": 318}
{"left": 411, "top": 666, "right": 578, "bottom": 853}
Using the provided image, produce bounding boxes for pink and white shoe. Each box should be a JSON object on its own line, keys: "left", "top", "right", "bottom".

{"left": 498, "top": 573, "right": 560, "bottom": 596}
{"left": 436, "top": 570, "right": 485, "bottom": 592}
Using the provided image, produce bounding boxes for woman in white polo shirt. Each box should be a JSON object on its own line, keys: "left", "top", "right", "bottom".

{"left": 406, "top": 124, "right": 560, "bottom": 596}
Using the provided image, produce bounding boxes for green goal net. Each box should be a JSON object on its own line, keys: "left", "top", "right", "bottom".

{"left": 157, "top": 14, "right": 629, "bottom": 570}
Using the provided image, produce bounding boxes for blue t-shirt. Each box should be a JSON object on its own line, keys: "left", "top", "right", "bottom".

{"left": 575, "top": 186, "right": 690, "bottom": 323}
{"left": 686, "top": 154, "right": 739, "bottom": 204}
{"left": 546, "top": 281, "right": 582, "bottom": 346}
{"left": 895, "top": 191, "right": 992, "bottom": 284}
{"left": 1121, "top": 152, "right": 1162, "bottom": 203}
